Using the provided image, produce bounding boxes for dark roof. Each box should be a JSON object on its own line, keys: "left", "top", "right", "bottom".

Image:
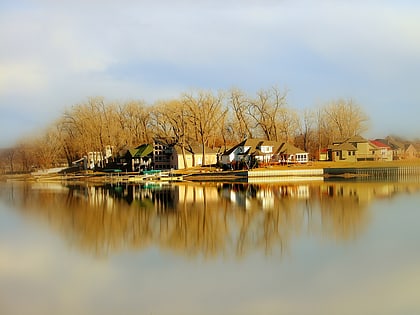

{"left": 385, "top": 136, "right": 405, "bottom": 149}
{"left": 134, "top": 144, "right": 154, "bottom": 157}
{"left": 222, "top": 138, "right": 307, "bottom": 157}
{"left": 347, "top": 135, "right": 368, "bottom": 143}
{"left": 333, "top": 134, "right": 368, "bottom": 144}
{"left": 329, "top": 143, "right": 357, "bottom": 151}
{"left": 173, "top": 144, "right": 217, "bottom": 155}
{"left": 277, "top": 142, "right": 306, "bottom": 155}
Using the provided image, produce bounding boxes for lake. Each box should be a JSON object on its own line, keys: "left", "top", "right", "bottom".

{"left": 1, "top": 179, "right": 420, "bottom": 315}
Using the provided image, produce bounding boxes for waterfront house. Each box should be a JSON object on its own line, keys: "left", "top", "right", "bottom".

{"left": 171, "top": 144, "right": 218, "bottom": 169}
{"left": 120, "top": 144, "right": 154, "bottom": 171}
{"left": 369, "top": 140, "right": 393, "bottom": 161}
{"left": 153, "top": 141, "right": 218, "bottom": 170}
{"left": 318, "top": 148, "right": 329, "bottom": 161}
{"left": 404, "top": 143, "right": 418, "bottom": 160}
{"left": 374, "top": 138, "right": 402, "bottom": 160}
{"left": 380, "top": 137, "right": 420, "bottom": 160}
{"left": 328, "top": 135, "right": 382, "bottom": 162}
{"left": 221, "top": 138, "right": 308, "bottom": 168}
{"left": 87, "top": 145, "right": 114, "bottom": 169}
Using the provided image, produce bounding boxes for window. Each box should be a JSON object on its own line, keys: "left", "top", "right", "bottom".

{"left": 260, "top": 146, "right": 272, "bottom": 153}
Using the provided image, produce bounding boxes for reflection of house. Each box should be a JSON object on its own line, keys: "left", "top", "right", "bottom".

{"left": 221, "top": 138, "right": 308, "bottom": 168}
{"left": 177, "top": 185, "right": 220, "bottom": 205}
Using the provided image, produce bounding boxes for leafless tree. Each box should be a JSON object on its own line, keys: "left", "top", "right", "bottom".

{"left": 151, "top": 99, "right": 190, "bottom": 168}
{"left": 322, "top": 98, "right": 369, "bottom": 140}
{"left": 247, "top": 87, "right": 297, "bottom": 142}
{"left": 182, "top": 91, "right": 227, "bottom": 165}
{"left": 296, "top": 108, "right": 316, "bottom": 154}
{"left": 227, "top": 88, "right": 254, "bottom": 141}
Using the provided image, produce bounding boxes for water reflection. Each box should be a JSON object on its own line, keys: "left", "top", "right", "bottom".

{"left": 1, "top": 181, "right": 420, "bottom": 259}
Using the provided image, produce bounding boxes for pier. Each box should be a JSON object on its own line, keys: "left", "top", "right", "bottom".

{"left": 324, "top": 166, "right": 420, "bottom": 182}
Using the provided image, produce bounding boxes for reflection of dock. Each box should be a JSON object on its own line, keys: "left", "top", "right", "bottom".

{"left": 248, "top": 176, "right": 324, "bottom": 184}
{"left": 247, "top": 169, "right": 324, "bottom": 183}
{"left": 111, "top": 170, "right": 184, "bottom": 183}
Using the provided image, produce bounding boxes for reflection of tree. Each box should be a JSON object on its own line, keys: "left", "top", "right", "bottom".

{"left": 2, "top": 181, "right": 419, "bottom": 259}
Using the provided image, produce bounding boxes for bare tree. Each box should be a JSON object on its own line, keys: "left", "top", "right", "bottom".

{"left": 151, "top": 99, "right": 189, "bottom": 168}
{"left": 247, "top": 87, "right": 297, "bottom": 142}
{"left": 117, "top": 100, "right": 152, "bottom": 147}
{"left": 227, "top": 88, "right": 254, "bottom": 141}
{"left": 182, "top": 91, "right": 227, "bottom": 165}
{"left": 296, "top": 108, "right": 316, "bottom": 154}
{"left": 322, "top": 98, "right": 369, "bottom": 140}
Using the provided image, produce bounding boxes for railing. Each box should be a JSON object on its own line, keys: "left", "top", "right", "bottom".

{"left": 324, "top": 166, "right": 420, "bottom": 182}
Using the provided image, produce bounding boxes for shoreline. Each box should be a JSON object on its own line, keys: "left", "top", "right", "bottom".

{"left": 2, "top": 160, "right": 420, "bottom": 183}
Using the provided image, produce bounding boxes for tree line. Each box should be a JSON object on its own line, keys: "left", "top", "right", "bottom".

{"left": 0, "top": 87, "right": 369, "bottom": 173}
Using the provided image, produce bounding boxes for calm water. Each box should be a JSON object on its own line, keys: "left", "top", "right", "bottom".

{"left": 1, "top": 180, "right": 420, "bottom": 315}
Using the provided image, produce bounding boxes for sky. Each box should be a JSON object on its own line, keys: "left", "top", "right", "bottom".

{"left": 1, "top": 0, "right": 420, "bottom": 147}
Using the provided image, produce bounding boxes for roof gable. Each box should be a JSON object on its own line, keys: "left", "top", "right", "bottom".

{"left": 369, "top": 140, "right": 391, "bottom": 149}
{"left": 329, "top": 143, "right": 357, "bottom": 151}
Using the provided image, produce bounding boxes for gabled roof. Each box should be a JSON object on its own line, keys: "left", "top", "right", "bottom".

{"left": 370, "top": 140, "right": 391, "bottom": 149}
{"left": 347, "top": 135, "right": 368, "bottom": 143}
{"left": 385, "top": 136, "right": 405, "bottom": 149}
{"left": 333, "top": 134, "right": 368, "bottom": 144}
{"left": 173, "top": 143, "right": 217, "bottom": 155}
{"left": 329, "top": 143, "right": 357, "bottom": 151}
{"left": 404, "top": 143, "right": 417, "bottom": 151}
{"left": 222, "top": 138, "right": 307, "bottom": 157}
{"left": 124, "top": 144, "right": 154, "bottom": 158}
{"left": 277, "top": 142, "right": 306, "bottom": 155}
{"left": 223, "top": 139, "right": 247, "bottom": 155}
{"left": 134, "top": 144, "right": 154, "bottom": 157}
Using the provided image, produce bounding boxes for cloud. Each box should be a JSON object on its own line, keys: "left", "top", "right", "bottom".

{"left": 1, "top": 0, "right": 420, "bottom": 146}
{"left": 0, "top": 62, "right": 47, "bottom": 94}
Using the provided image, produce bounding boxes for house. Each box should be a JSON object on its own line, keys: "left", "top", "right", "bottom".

{"left": 374, "top": 138, "right": 402, "bottom": 160}
{"left": 404, "top": 144, "right": 418, "bottom": 160}
{"left": 318, "top": 148, "right": 329, "bottom": 161}
{"left": 87, "top": 145, "right": 114, "bottom": 169}
{"left": 369, "top": 140, "right": 393, "bottom": 161}
{"left": 328, "top": 135, "right": 381, "bottom": 162}
{"left": 119, "top": 144, "right": 154, "bottom": 171}
{"left": 221, "top": 138, "right": 308, "bottom": 169}
{"left": 170, "top": 144, "right": 218, "bottom": 169}
{"left": 382, "top": 137, "right": 420, "bottom": 160}
{"left": 153, "top": 141, "right": 218, "bottom": 170}
{"left": 328, "top": 142, "right": 358, "bottom": 162}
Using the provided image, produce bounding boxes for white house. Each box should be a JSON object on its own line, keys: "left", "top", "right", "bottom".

{"left": 221, "top": 138, "right": 308, "bottom": 168}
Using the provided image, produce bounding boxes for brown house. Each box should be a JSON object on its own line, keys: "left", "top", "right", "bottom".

{"left": 153, "top": 141, "right": 218, "bottom": 170}
{"left": 328, "top": 135, "right": 381, "bottom": 162}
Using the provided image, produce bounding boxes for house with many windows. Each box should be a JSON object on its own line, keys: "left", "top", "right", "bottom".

{"left": 327, "top": 135, "right": 395, "bottom": 162}
{"left": 221, "top": 138, "right": 308, "bottom": 169}
{"left": 119, "top": 144, "right": 154, "bottom": 171}
{"left": 369, "top": 140, "right": 393, "bottom": 161}
{"left": 153, "top": 141, "right": 218, "bottom": 170}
